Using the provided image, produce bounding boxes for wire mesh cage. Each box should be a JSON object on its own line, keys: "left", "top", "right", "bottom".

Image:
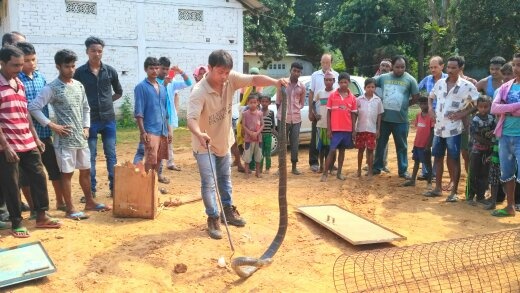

{"left": 334, "top": 229, "right": 520, "bottom": 292}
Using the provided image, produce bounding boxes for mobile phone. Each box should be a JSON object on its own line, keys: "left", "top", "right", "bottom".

{"left": 167, "top": 69, "right": 175, "bottom": 79}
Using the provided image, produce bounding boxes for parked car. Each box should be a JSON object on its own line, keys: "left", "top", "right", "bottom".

{"left": 233, "top": 75, "right": 366, "bottom": 155}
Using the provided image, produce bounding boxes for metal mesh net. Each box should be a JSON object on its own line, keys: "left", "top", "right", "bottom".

{"left": 334, "top": 229, "right": 520, "bottom": 292}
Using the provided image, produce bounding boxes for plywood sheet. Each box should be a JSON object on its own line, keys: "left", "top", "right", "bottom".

{"left": 297, "top": 204, "right": 406, "bottom": 245}
{"left": 113, "top": 162, "right": 158, "bottom": 219}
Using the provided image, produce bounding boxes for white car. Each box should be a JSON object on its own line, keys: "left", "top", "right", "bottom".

{"left": 233, "top": 75, "right": 366, "bottom": 155}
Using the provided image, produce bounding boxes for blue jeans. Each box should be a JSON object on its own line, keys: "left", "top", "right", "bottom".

{"left": 374, "top": 121, "right": 408, "bottom": 175}
{"left": 432, "top": 135, "right": 461, "bottom": 160}
{"left": 499, "top": 135, "right": 520, "bottom": 183}
{"left": 133, "top": 142, "right": 163, "bottom": 176}
{"left": 89, "top": 120, "right": 117, "bottom": 192}
{"left": 194, "top": 151, "right": 233, "bottom": 217}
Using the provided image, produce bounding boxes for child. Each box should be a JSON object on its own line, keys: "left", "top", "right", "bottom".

{"left": 259, "top": 94, "right": 276, "bottom": 174}
{"left": 355, "top": 78, "right": 384, "bottom": 179}
{"left": 485, "top": 62, "right": 514, "bottom": 210}
{"left": 30, "top": 49, "right": 111, "bottom": 218}
{"left": 467, "top": 96, "right": 495, "bottom": 205}
{"left": 402, "top": 96, "right": 434, "bottom": 188}
{"left": 320, "top": 73, "right": 357, "bottom": 182}
{"left": 134, "top": 57, "right": 172, "bottom": 179}
{"left": 242, "top": 93, "right": 264, "bottom": 177}
{"left": 16, "top": 42, "right": 66, "bottom": 213}
{"left": 314, "top": 72, "right": 336, "bottom": 173}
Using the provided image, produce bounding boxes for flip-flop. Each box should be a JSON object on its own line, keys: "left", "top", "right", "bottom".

{"left": 11, "top": 226, "right": 30, "bottom": 238}
{"left": 35, "top": 218, "right": 62, "bottom": 229}
{"left": 85, "top": 203, "right": 112, "bottom": 212}
{"left": 66, "top": 211, "right": 90, "bottom": 220}
{"left": 442, "top": 183, "right": 453, "bottom": 192}
{"left": 491, "top": 209, "right": 515, "bottom": 217}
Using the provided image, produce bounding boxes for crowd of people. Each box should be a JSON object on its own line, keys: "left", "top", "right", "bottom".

{"left": 0, "top": 29, "right": 519, "bottom": 241}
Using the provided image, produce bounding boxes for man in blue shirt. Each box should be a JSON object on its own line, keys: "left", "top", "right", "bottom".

{"left": 74, "top": 36, "right": 123, "bottom": 200}
{"left": 417, "top": 56, "right": 447, "bottom": 180}
{"left": 134, "top": 57, "right": 172, "bottom": 178}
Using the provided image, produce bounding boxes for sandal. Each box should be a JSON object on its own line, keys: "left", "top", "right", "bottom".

{"left": 491, "top": 209, "right": 515, "bottom": 217}
{"left": 35, "top": 218, "right": 61, "bottom": 229}
{"left": 66, "top": 211, "right": 90, "bottom": 220}
{"left": 84, "top": 203, "right": 112, "bottom": 212}
{"left": 11, "top": 226, "right": 30, "bottom": 238}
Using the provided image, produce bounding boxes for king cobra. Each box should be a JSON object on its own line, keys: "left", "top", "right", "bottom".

{"left": 231, "top": 86, "right": 289, "bottom": 278}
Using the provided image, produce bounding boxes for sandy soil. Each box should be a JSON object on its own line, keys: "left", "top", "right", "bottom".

{"left": 1, "top": 128, "right": 519, "bottom": 292}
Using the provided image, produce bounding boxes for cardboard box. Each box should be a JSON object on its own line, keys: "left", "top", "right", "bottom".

{"left": 113, "top": 162, "right": 159, "bottom": 219}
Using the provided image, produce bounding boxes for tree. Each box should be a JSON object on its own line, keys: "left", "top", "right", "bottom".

{"left": 455, "top": 0, "right": 520, "bottom": 76}
{"left": 243, "top": 0, "right": 295, "bottom": 68}
{"left": 284, "top": 0, "right": 325, "bottom": 67}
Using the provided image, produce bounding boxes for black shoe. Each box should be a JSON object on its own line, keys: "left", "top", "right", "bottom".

{"left": 381, "top": 167, "right": 391, "bottom": 173}
{"left": 417, "top": 175, "right": 428, "bottom": 181}
{"left": 207, "top": 216, "right": 222, "bottom": 239}
{"left": 21, "top": 202, "right": 30, "bottom": 212}
{"left": 221, "top": 205, "right": 246, "bottom": 227}
{"left": 372, "top": 169, "right": 381, "bottom": 175}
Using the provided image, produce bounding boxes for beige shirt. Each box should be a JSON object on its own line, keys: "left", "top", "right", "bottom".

{"left": 188, "top": 70, "right": 253, "bottom": 156}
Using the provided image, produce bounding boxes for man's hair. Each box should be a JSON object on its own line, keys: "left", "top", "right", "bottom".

{"left": 447, "top": 56, "right": 465, "bottom": 68}
{"left": 513, "top": 53, "right": 520, "bottom": 59}
{"left": 490, "top": 56, "right": 506, "bottom": 66}
{"left": 208, "top": 50, "right": 233, "bottom": 69}
{"left": 84, "top": 36, "right": 105, "bottom": 48}
{"left": 259, "top": 94, "right": 271, "bottom": 102}
{"left": 391, "top": 55, "right": 407, "bottom": 66}
{"left": 430, "top": 56, "right": 444, "bottom": 66}
{"left": 322, "top": 53, "right": 333, "bottom": 62}
{"left": 248, "top": 93, "right": 259, "bottom": 102}
{"left": 364, "top": 77, "right": 376, "bottom": 87}
{"left": 2, "top": 31, "right": 25, "bottom": 47}
{"left": 54, "top": 49, "right": 78, "bottom": 65}
{"left": 15, "top": 42, "right": 36, "bottom": 56}
{"left": 158, "top": 57, "right": 171, "bottom": 67}
{"left": 477, "top": 95, "right": 491, "bottom": 106}
{"left": 338, "top": 72, "right": 351, "bottom": 82}
{"left": 0, "top": 45, "right": 24, "bottom": 63}
{"left": 144, "top": 57, "right": 160, "bottom": 69}
{"left": 290, "top": 62, "right": 303, "bottom": 70}
{"left": 500, "top": 62, "right": 513, "bottom": 74}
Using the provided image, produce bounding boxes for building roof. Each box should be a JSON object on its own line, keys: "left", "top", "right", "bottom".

{"left": 237, "top": 0, "right": 268, "bottom": 12}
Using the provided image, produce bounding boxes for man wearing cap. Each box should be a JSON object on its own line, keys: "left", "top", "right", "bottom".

{"left": 309, "top": 54, "right": 339, "bottom": 172}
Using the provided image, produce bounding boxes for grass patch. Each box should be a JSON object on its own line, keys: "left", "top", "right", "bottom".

{"left": 116, "top": 127, "right": 192, "bottom": 148}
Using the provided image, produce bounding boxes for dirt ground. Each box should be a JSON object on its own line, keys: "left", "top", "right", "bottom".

{"left": 1, "top": 127, "right": 519, "bottom": 292}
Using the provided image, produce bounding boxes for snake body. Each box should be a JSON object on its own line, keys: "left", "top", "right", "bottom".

{"left": 231, "top": 86, "right": 288, "bottom": 278}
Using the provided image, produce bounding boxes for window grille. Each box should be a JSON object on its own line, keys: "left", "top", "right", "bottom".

{"left": 178, "top": 9, "right": 203, "bottom": 22}
{"left": 66, "top": 1, "right": 97, "bottom": 15}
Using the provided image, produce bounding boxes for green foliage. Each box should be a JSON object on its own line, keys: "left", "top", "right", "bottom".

{"left": 455, "top": 0, "right": 520, "bottom": 77}
{"left": 117, "top": 95, "right": 135, "bottom": 129}
{"left": 244, "top": 0, "right": 295, "bottom": 67}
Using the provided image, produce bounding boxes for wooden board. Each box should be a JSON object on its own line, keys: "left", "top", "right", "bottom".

{"left": 296, "top": 204, "right": 406, "bottom": 245}
{"left": 0, "top": 241, "right": 56, "bottom": 288}
{"left": 113, "top": 162, "right": 158, "bottom": 219}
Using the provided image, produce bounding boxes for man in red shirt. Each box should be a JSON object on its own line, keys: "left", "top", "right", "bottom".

{"left": 321, "top": 72, "right": 357, "bottom": 182}
{"left": 0, "top": 45, "right": 61, "bottom": 238}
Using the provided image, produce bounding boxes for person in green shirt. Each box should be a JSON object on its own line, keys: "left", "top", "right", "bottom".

{"left": 373, "top": 55, "right": 419, "bottom": 179}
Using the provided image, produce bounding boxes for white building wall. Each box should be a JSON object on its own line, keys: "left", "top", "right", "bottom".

{"left": 6, "top": 0, "right": 246, "bottom": 117}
